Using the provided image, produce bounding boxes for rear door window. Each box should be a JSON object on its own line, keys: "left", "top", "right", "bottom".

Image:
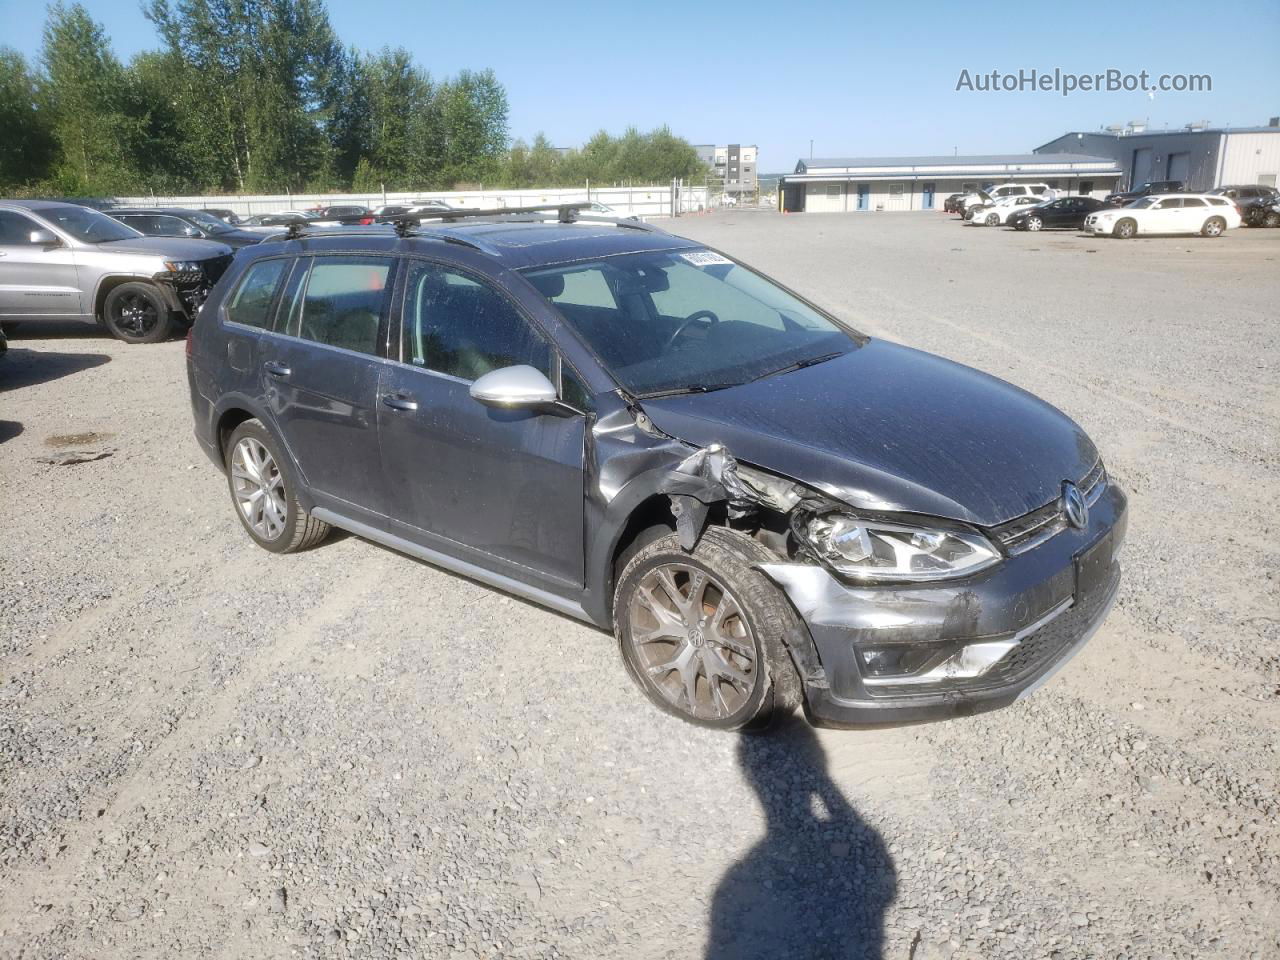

{"left": 224, "top": 258, "right": 289, "bottom": 330}
{"left": 288, "top": 256, "right": 394, "bottom": 357}
{"left": 0, "top": 211, "right": 45, "bottom": 244}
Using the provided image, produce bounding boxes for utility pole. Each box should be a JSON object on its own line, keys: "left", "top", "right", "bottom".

{"left": 809, "top": 139, "right": 814, "bottom": 160}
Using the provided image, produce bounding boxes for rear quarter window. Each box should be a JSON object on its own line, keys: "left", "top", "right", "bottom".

{"left": 224, "top": 258, "right": 289, "bottom": 330}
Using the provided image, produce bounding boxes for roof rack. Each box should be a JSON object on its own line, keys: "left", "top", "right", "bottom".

{"left": 273, "top": 202, "right": 663, "bottom": 245}
{"left": 388, "top": 203, "right": 663, "bottom": 236}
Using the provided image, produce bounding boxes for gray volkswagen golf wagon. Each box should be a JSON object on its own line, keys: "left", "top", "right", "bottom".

{"left": 187, "top": 208, "right": 1126, "bottom": 731}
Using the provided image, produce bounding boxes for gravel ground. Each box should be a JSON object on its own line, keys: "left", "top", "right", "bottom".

{"left": 1, "top": 211, "right": 1277, "bottom": 960}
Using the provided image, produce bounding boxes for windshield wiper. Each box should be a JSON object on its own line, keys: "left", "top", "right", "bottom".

{"left": 750, "top": 351, "right": 845, "bottom": 383}
{"left": 636, "top": 382, "right": 741, "bottom": 399}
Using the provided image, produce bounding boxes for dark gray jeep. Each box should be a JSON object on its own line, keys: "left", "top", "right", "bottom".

{"left": 186, "top": 209, "right": 1126, "bottom": 730}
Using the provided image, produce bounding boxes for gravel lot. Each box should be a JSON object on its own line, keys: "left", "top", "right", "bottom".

{"left": 2, "top": 211, "right": 1278, "bottom": 960}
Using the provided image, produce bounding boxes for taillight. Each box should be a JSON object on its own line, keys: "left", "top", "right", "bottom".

{"left": 360, "top": 217, "right": 374, "bottom": 225}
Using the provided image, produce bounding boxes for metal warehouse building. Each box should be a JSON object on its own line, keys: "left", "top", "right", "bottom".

{"left": 1035, "top": 123, "right": 1280, "bottom": 193}
{"left": 780, "top": 154, "right": 1122, "bottom": 213}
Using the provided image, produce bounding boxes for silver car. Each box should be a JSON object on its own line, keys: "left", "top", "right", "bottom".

{"left": 0, "top": 200, "right": 233, "bottom": 343}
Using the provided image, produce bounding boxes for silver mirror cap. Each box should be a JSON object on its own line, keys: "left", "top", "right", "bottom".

{"left": 29, "top": 229, "right": 59, "bottom": 245}
{"left": 469, "top": 365, "right": 558, "bottom": 408}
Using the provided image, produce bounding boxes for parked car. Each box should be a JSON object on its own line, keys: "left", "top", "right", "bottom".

{"left": 188, "top": 213, "right": 1126, "bottom": 731}
{"left": 1244, "top": 197, "right": 1280, "bottom": 228}
{"left": 959, "top": 183, "right": 1053, "bottom": 219}
{"left": 202, "top": 208, "right": 243, "bottom": 225}
{"left": 372, "top": 200, "right": 455, "bottom": 221}
{"left": 579, "top": 201, "right": 640, "bottom": 222}
{"left": 1208, "top": 186, "right": 1280, "bottom": 226}
{"left": 106, "top": 207, "right": 264, "bottom": 248}
{"left": 1084, "top": 194, "right": 1241, "bottom": 238}
{"left": 942, "top": 193, "right": 966, "bottom": 214}
{"left": 1104, "top": 180, "right": 1184, "bottom": 206}
{"left": 0, "top": 200, "right": 233, "bottom": 343}
{"left": 1008, "top": 196, "right": 1110, "bottom": 231}
{"left": 314, "top": 204, "right": 374, "bottom": 225}
{"left": 968, "top": 195, "right": 1049, "bottom": 226}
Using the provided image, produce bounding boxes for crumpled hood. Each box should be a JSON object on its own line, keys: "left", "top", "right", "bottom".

{"left": 639, "top": 339, "right": 1097, "bottom": 527}
{"left": 95, "top": 237, "right": 232, "bottom": 260}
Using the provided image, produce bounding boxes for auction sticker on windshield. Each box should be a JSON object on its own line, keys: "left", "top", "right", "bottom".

{"left": 679, "top": 251, "right": 734, "bottom": 267}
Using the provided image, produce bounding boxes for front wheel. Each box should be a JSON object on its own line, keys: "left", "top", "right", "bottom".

{"left": 101, "top": 282, "right": 174, "bottom": 343}
{"left": 1113, "top": 218, "right": 1137, "bottom": 239}
{"left": 984, "top": 213, "right": 1000, "bottom": 226}
{"left": 225, "top": 420, "right": 330, "bottom": 553}
{"left": 1025, "top": 216, "right": 1043, "bottom": 231}
{"left": 614, "top": 527, "right": 800, "bottom": 731}
{"left": 1264, "top": 209, "right": 1280, "bottom": 228}
{"left": 1200, "top": 216, "right": 1226, "bottom": 238}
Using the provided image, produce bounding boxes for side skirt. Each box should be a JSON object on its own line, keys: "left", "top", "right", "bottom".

{"left": 310, "top": 507, "right": 593, "bottom": 625}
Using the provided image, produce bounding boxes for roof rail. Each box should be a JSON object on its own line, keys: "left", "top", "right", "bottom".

{"left": 389, "top": 203, "right": 665, "bottom": 235}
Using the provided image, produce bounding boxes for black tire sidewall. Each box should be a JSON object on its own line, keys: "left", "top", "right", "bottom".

{"left": 225, "top": 420, "right": 304, "bottom": 554}
{"left": 613, "top": 528, "right": 799, "bottom": 731}
{"left": 103, "top": 282, "right": 173, "bottom": 344}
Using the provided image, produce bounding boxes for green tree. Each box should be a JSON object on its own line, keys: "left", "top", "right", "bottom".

{"left": 40, "top": 2, "right": 141, "bottom": 193}
{"left": 0, "top": 48, "right": 55, "bottom": 189}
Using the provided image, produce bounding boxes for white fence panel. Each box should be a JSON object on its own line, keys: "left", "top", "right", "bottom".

{"left": 112, "top": 183, "right": 709, "bottom": 219}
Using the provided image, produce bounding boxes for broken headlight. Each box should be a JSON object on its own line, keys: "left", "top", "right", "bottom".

{"left": 805, "top": 514, "right": 999, "bottom": 583}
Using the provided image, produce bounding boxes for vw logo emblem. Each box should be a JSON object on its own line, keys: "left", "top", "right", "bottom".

{"left": 1062, "top": 481, "right": 1088, "bottom": 530}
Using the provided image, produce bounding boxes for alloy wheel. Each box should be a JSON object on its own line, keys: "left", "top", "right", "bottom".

{"left": 231, "top": 437, "right": 288, "bottom": 540}
{"left": 1204, "top": 218, "right": 1224, "bottom": 237}
{"left": 626, "top": 562, "right": 757, "bottom": 721}
{"left": 113, "top": 293, "right": 159, "bottom": 338}
{"left": 1027, "top": 217, "right": 1042, "bottom": 231}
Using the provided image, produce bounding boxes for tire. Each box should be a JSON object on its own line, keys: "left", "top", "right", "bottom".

{"left": 225, "top": 419, "right": 330, "bottom": 554}
{"left": 1025, "top": 215, "right": 1043, "bottom": 232}
{"left": 1200, "top": 217, "right": 1226, "bottom": 238}
{"left": 1113, "top": 218, "right": 1137, "bottom": 239}
{"left": 985, "top": 213, "right": 1000, "bottom": 226}
{"left": 102, "top": 282, "right": 174, "bottom": 344}
{"left": 613, "top": 527, "right": 802, "bottom": 731}
{"left": 1264, "top": 210, "right": 1280, "bottom": 228}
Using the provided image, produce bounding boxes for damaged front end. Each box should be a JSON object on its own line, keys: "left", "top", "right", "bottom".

{"left": 634, "top": 438, "right": 1127, "bottom": 728}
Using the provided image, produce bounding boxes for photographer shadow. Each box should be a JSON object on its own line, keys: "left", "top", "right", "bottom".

{"left": 706, "top": 716, "right": 897, "bottom": 960}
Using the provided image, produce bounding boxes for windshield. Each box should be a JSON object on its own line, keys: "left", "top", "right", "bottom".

{"left": 186, "top": 211, "right": 232, "bottom": 233}
{"left": 523, "top": 249, "right": 859, "bottom": 397}
{"left": 43, "top": 206, "right": 140, "bottom": 243}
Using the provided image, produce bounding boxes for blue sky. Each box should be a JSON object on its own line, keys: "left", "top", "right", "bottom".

{"left": 3, "top": 0, "right": 1277, "bottom": 172}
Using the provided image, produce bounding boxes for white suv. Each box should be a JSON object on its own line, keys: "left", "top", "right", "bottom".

{"left": 961, "top": 183, "right": 1054, "bottom": 220}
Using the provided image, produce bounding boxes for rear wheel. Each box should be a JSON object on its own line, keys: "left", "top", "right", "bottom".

{"left": 1200, "top": 216, "right": 1226, "bottom": 238}
{"left": 225, "top": 420, "right": 330, "bottom": 554}
{"left": 614, "top": 527, "right": 800, "bottom": 731}
{"left": 1113, "top": 218, "right": 1137, "bottom": 239}
{"left": 102, "top": 282, "right": 173, "bottom": 343}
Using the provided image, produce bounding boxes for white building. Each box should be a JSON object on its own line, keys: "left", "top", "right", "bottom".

{"left": 780, "top": 154, "right": 1122, "bottom": 213}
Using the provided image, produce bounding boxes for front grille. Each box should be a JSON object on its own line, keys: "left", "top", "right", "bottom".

{"left": 989, "top": 460, "right": 1106, "bottom": 556}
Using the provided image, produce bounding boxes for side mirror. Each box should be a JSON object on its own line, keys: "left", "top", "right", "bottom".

{"left": 29, "top": 229, "right": 59, "bottom": 246}
{"left": 469, "top": 365, "right": 559, "bottom": 410}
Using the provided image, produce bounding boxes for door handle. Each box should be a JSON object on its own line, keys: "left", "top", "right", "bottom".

{"left": 381, "top": 392, "right": 419, "bottom": 412}
{"left": 263, "top": 361, "right": 291, "bottom": 377}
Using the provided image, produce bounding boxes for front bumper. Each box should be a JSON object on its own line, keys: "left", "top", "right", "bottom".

{"left": 763, "top": 481, "right": 1127, "bottom": 728}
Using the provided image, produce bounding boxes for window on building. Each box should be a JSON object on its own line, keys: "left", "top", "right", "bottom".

{"left": 1079, "top": 180, "right": 1095, "bottom": 194}
{"left": 962, "top": 182, "right": 977, "bottom": 192}
{"left": 1260, "top": 175, "right": 1277, "bottom": 188}
{"left": 825, "top": 184, "right": 841, "bottom": 197}
{"left": 888, "top": 184, "right": 904, "bottom": 197}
